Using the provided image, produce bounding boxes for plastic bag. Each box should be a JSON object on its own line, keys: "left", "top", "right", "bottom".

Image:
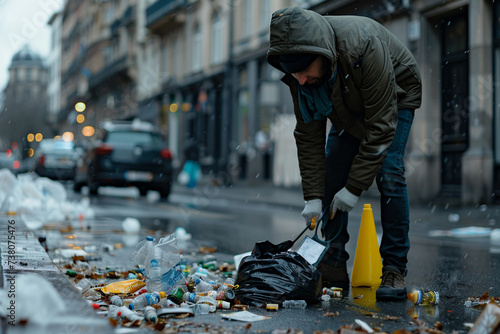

{"left": 234, "top": 240, "right": 322, "bottom": 307}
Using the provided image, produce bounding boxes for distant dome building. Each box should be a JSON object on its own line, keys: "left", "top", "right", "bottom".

{"left": 0, "top": 45, "right": 48, "bottom": 155}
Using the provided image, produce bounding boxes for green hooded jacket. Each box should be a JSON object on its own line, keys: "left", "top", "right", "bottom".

{"left": 267, "top": 7, "right": 422, "bottom": 200}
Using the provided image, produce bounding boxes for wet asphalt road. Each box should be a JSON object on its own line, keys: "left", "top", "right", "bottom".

{"left": 50, "top": 183, "right": 500, "bottom": 334}
{"left": 8, "top": 182, "right": 496, "bottom": 334}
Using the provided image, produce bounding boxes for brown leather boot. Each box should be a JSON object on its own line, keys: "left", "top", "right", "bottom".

{"left": 376, "top": 266, "right": 406, "bottom": 301}
{"left": 317, "top": 262, "right": 349, "bottom": 289}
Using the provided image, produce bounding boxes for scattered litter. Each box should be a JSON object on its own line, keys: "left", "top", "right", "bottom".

{"left": 354, "top": 319, "right": 374, "bottom": 333}
{"left": 266, "top": 303, "right": 279, "bottom": 311}
{"left": 55, "top": 248, "right": 89, "bottom": 258}
{"left": 100, "top": 279, "right": 146, "bottom": 294}
{"left": 157, "top": 307, "right": 194, "bottom": 317}
{"left": 322, "top": 310, "right": 339, "bottom": 317}
{"left": 468, "top": 299, "right": 500, "bottom": 334}
{"left": 5, "top": 273, "right": 66, "bottom": 325}
{"left": 465, "top": 291, "right": 500, "bottom": 308}
{"left": 221, "top": 310, "right": 270, "bottom": 322}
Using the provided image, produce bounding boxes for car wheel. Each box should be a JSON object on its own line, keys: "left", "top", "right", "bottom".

{"left": 88, "top": 182, "right": 99, "bottom": 195}
{"left": 139, "top": 187, "right": 148, "bottom": 197}
{"left": 73, "top": 181, "right": 83, "bottom": 193}
{"left": 159, "top": 185, "right": 171, "bottom": 200}
{"left": 87, "top": 168, "right": 99, "bottom": 196}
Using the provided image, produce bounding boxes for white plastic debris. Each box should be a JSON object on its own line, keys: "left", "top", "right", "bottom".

{"left": 174, "top": 227, "right": 192, "bottom": 241}
{"left": 55, "top": 248, "right": 89, "bottom": 258}
{"left": 15, "top": 274, "right": 65, "bottom": 325}
{"left": 0, "top": 169, "right": 17, "bottom": 212}
{"left": 122, "top": 217, "right": 141, "bottom": 233}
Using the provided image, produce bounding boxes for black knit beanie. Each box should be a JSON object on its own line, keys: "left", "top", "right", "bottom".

{"left": 279, "top": 54, "right": 318, "bottom": 73}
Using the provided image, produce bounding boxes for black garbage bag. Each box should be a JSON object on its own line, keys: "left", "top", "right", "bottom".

{"left": 234, "top": 240, "right": 323, "bottom": 307}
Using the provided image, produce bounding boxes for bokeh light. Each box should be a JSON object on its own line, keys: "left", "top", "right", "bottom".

{"left": 35, "top": 133, "right": 43, "bottom": 142}
{"left": 82, "top": 126, "right": 95, "bottom": 137}
{"left": 75, "top": 102, "right": 86, "bottom": 112}
{"left": 5, "top": 149, "right": 12, "bottom": 157}
{"left": 170, "top": 103, "right": 178, "bottom": 112}
{"left": 62, "top": 132, "right": 74, "bottom": 142}
{"left": 27, "top": 148, "right": 34, "bottom": 157}
{"left": 76, "top": 114, "right": 85, "bottom": 123}
{"left": 27, "top": 133, "right": 34, "bottom": 142}
{"left": 62, "top": 131, "right": 75, "bottom": 141}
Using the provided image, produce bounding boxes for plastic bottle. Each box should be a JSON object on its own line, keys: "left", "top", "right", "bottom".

{"left": 75, "top": 278, "right": 93, "bottom": 293}
{"left": 109, "top": 295, "right": 124, "bottom": 307}
{"left": 323, "top": 287, "right": 342, "bottom": 298}
{"left": 217, "top": 300, "right": 231, "bottom": 309}
{"left": 183, "top": 292, "right": 200, "bottom": 303}
{"left": 197, "top": 290, "right": 217, "bottom": 299}
{"left": 143, "top": 306, "right": 157, "bottom": 323}
{"left": 116, "top": 306, "right": 143, "bottom": 321}
{"left": 407, "top": 289, "right": 439, "bottom": 305}
{"left": 132, "top": 236, "right": 155, "bottom": 267}
{"left": 194, "top": 278, "right": 214, "bottom": 293}
{"left": 128, "top": 291, "right": 166, "bottom": 310}
{"left": 282, "top": 300, "right": 307, "bottom": 309}
{"left": 107, "top": 305, "right": 121, "bottom": 319}
{"left": 147, "top": 259, "right": 162, "bottom": 292}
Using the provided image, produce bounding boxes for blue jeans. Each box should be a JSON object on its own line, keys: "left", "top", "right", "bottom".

{"left": 321, "top": 109, "right": 414, "bottom": 276}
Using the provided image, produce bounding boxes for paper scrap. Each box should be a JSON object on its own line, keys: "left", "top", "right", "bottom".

{"left": 221, "top": 311, "right": 270, "bottom": 322}
{"left": 296, "top": 236, "right": 326, "bottom": 265}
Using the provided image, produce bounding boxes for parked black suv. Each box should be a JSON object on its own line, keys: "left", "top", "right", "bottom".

{"left": 73, "top": 120, "right": 173, "bottom": 199}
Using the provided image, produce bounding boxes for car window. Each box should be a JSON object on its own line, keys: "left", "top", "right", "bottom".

{"left": 105, "top": 131, "right": 164, "bottom": 147}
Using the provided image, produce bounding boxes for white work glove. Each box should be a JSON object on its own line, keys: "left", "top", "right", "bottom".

{"left": 301, "top": 199, "right": 322, "bottom": 228}
{"left": 331, "top": 187, "right": 359, "bottom": 215}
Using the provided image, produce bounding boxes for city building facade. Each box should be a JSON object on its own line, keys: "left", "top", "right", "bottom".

{"left": 51, "top": 0, "right": 500, "bottom": 204}
{"left": 0, "top": 46, "right": 48, "bottom": 157}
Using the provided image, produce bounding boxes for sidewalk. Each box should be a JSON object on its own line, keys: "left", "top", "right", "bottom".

{"left": 173, "top": 181, "right": 500, "bottom": 231}
{"left": 0, "top": 214, "right": 113, "bottom": 333}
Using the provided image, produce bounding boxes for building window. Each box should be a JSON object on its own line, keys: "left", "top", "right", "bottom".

{"left": 244, "top": 0, "right": 252, "bottom": 37}
{"left": 440, "top": 11, "right": 469, "bottom": 197}
{"left": 211, "top": 12, "right": 223, "bottom": 64}
{"left": 103, "top": 46, "right": 113, "bottom": 65}
{"left": 192, "top": 24, "right": 202, "bottom": 72}
{"left": 161, "top": 41, "right": 169, "bottom": 81}
{"left": 105, "top": 3, "right": 115, "bottom": 24}
{"left": 260, "top": 0, "right": 271, "bottom": 30}
{"left": 173, "top": 36, "right": 180, "bottom": 77}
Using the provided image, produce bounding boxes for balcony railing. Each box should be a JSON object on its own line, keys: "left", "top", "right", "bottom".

{"left": 89, "top": 56, "right": 128, "bottom": 89}
{"left": 110, "top": 18, "right": 121, "bottom": 35}
{"left": 123, "top": 5, "right": 134, "bottom": 25}
{"left": 146, "top": 0, "right": 187, "bottom": 28}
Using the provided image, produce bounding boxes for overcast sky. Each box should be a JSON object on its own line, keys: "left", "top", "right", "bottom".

{"left": 0, "top": 0, "right": 64, "bottom": 91}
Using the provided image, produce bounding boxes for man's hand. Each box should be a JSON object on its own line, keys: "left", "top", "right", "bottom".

{"left": 301, "top": 199, "right": 322, "bottom": 229}
{"left": 331, "top": 187, "right": 359, "bottom": 215}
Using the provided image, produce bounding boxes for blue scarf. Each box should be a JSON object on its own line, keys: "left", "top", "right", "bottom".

{"left": 297, "top": 69, "right": 337, "bottom": 123}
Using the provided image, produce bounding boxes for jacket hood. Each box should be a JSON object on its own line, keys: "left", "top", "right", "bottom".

{"left": 267, "top": 7, "right": 337, "bottom": 73}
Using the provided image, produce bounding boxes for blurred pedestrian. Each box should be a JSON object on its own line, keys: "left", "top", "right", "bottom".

{"left": 179, "top": 138, "right": 200, "bottom": 188}
{"left": 267, "top": 7, "right": 422, "bottom": 300}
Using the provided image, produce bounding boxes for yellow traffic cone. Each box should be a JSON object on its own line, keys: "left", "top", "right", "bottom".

{"left": 351, "top": 204, "right": 383, "bottom": 287}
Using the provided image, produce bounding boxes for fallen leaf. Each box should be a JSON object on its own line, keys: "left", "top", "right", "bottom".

{"left": 322, "top": 310, "right": 339, "bottom": 317}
